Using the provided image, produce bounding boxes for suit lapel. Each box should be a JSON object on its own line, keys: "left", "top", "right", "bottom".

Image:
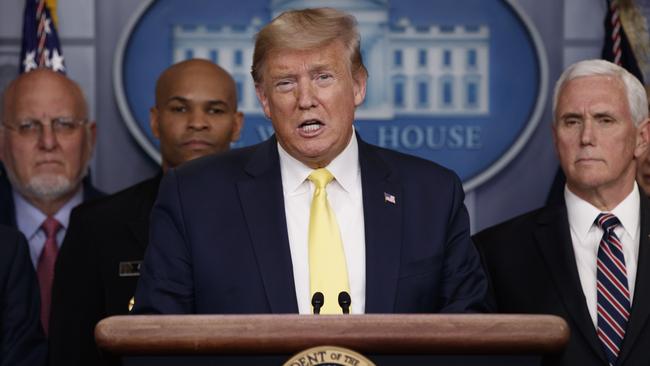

{"left": 358, "top": 138, "right": 402, "bottom": 313}
{"left": 533, "top": 206, "right": 606, "bottom": 363}
{"left": 618, "top": 194, "right": 650, "bottom": 365}
{"left": 237, "top": 138, "right": 298, "bottom": 313}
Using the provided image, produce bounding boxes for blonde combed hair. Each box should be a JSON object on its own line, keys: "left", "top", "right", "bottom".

{"left": 251, "top": 7, "right": 367, "bottom": 84}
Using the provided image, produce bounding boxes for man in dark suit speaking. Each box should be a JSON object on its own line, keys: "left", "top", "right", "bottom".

{"left": 134, "top": 7, "right": 486, "bottom": 315}
{"left": 474, "top": 59, "right": 650, "bottom": 366}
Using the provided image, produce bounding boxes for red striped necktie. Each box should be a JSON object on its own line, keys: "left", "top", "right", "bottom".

{"left": 595, "top": 213, "right": 630, "bottom": 366}
{"left": 37, "top": 216, "right": 61, "bottom": 336}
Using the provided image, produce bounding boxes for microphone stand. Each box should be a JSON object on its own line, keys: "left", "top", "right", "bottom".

{"left": 311, "top": 292, "right": 324, "bottom": 314}
{"left": 338, "top": 291, "right": 351, "bottom": 314}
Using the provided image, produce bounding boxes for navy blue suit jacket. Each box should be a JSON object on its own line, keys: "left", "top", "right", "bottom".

{"left": 134, "top": 136, "right": 487, "bottom": 314}
{"left": 0, "top": 225, "right": 46, "bottom": 366}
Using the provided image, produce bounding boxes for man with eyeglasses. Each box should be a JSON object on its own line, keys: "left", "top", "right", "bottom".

{"left": 0, "top": 68, "right": 103, "bottom": 336}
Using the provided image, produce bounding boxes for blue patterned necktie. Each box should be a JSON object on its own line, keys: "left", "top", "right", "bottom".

{"left": 595, "top": 213, "right": 630, "bottom": 366}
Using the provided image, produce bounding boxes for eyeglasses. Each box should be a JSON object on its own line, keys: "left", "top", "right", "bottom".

{"left": 1, "top": 117, "right": 88, "bottom": 138}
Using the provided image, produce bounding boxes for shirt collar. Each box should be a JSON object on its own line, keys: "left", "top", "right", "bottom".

{"left": 565, "top": 183, "right": 640, "bottom": 241}
{"left": 278, "top": 129, "right": 360, "bottom": 195}
{"left": 13, "top": 187, "right": 84, "bottom": 239}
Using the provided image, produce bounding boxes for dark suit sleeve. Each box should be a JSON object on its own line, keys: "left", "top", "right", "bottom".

{"left": 133, "top": 169, "right": 195, "bottom": 314}
{"left": 437, "top": 175, "right": 488, "bottom": 313}
{"left": 472, "top": 232, "right": 499, "bottom": 313}
{"left": 0, "top": 228, "right": 46, "bottom": 366}
{"left": 49, "top": 208, "right": 105, "bottom": 366}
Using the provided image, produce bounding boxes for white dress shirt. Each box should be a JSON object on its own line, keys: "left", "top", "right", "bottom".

{"left": 279, "top": 132, "right": 366, "bottom": 314}
{"left": 13, "top": 188, "right": 83, "bottom": 268}
{"left": 565, "top": 184, "right": 640, "bottom": 328}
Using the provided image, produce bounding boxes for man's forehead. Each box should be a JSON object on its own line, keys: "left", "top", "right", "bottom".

{"left": 267, "top": 42, "right": 346, "bottom": 67}
{"left": 561, "top": 74, "right": 624, "bottom": 93}
{"left": 558, "top": 77, "right": 627, "bottom": 105}
{"left": 12, "top": 90, "right": 81, "bottom": 115}
{"left": 15, "top": 70, "right": 82, "bottom": 94}
{"left": 7, "top": 72, "right": 86, "bottom": 117}
{"left": 160, "top": 84, "right": 234, "bottom": 109}
{"left": 164, "top": 95, "right": 230, "bottom": 107}
{"left": 159, "top": 71, "right": 235, "bottom": 103}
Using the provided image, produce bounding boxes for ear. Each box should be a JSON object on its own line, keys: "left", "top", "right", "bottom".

{"left": 634, "top": 119, "right": 650, "bottom": 159}
{"left": 83, "top": 121, "right": 97, "bottom": 164}
{"left": 149, "top": 107, "right": 160, "bottom": 139}
{"left": 88, "top": 121, "right": 97, "bottom": 147}
{"left": 550, "top": 120, "right": 560, "bottom": 154}
{"left": 353, "top": 70, "right": 367, "bottom": 107}
{"left": 230, "top": 111, "right": 244, "bottom": 142}
{"left": 255, "top": 83, "right": 272, "bottom": 119}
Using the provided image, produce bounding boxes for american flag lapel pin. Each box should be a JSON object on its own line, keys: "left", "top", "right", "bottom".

{"left": 384, "top": 192, "right": 396, "bottom": 205}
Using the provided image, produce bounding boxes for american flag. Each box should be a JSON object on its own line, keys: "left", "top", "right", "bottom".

{"left": 19, "top": 0, "right": 66, "bottom": 74}
{"left": 602, "top": 0, "right": 643, "bottom": 82}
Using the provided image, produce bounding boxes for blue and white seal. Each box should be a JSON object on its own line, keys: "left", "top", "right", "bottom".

{"left": 114, "top": 0, "right": 547, "bottom": 191}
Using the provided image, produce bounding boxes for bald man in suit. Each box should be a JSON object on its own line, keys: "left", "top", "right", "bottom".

{"left": 49, "top": 60, "right": 243, "bottom": 366}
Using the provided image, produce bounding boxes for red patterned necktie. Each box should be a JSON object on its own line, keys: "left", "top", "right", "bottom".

{"left": 595, "top": 213, "right": 630, "bottom": 366}
{"left": 37, "top": 216, "right": 61, "bottom": 336}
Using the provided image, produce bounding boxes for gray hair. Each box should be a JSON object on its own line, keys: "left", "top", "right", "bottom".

{"left": 552, "top": 59, "right": 648, "bottom": 126}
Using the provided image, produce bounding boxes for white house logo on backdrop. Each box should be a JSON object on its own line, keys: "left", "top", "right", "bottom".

{"left": 114, "top": 0, "right": 546, "bottom": 191}
{"left": 172, "top": 12, "right": 489, "bottom": 118}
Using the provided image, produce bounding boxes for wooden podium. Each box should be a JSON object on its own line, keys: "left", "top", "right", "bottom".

{"left": 96, "top": 314, "right": 569, "bottom": 366}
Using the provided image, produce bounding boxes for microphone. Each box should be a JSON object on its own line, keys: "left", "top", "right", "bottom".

{"left": 338, "top": 291, "right": 351, "bottom": 314}
{"left": 311, "top": 292, "right": 324, "bottom": 314}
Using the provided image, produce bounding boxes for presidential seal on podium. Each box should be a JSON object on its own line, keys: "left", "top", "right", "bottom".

{"left": 284, "top": 346, "right": 375, "bottom": 366}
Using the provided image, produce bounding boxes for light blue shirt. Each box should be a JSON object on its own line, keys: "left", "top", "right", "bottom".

{"left": 13, "top": 188, "right": 83, "bottom": 268}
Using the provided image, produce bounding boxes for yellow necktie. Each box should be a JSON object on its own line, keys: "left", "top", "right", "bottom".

{"left": 308, "top": 168, "right": 350, "bottom": 314}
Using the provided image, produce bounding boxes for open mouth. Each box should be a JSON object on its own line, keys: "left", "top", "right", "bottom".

{"left": 299, "top": 119, "right": 324, "bottom": 133}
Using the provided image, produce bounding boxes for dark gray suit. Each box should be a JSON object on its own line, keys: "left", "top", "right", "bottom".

{"left": 473, "top": 197, "right": 650, "bottom": 366}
